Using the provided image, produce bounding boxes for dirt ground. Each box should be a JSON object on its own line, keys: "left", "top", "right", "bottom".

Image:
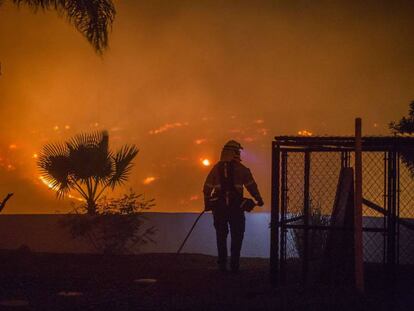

{"left": 0, "top": 250, "right": 413, "bottom": 310}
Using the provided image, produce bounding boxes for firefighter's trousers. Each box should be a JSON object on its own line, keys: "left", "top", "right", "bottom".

{"left": 212, "top": 206, "right": 245, "bottom": 266}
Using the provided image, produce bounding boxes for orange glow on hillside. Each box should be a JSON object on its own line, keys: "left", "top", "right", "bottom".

{"left": 143, "top": 176, "right": 156, "bottom": 185}
{"left": 298, "top": 130, "right": 313, "bottom": 137}
{"left": 149, "top": 122, "right": 189, "bottom": 135}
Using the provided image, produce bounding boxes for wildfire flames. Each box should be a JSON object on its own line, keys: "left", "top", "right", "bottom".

{"left": 298, "top": 130, "right": 313, "bottom": 137}
{"left": 143, "top": 176, "right": 156, "bottom": 185}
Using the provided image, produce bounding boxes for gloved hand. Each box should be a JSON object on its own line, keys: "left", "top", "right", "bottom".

{"left": 256, "top": 197, "right": 264, "bottom": 207}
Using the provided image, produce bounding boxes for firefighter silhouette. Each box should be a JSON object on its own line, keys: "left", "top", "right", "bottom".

{"left": 203, "top": 140, "right": 264, "bottom": 272}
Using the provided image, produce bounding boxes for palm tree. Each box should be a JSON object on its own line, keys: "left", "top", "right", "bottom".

{"left": 3, "top": 0, "right": 116, "bottom": 54}
{"left": 38, "top": 130, "right": 138, "bottom": 214}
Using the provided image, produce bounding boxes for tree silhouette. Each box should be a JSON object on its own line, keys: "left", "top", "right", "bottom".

{"left": 3, "top": 0, "right": 116, "bottom": 54}
{"left": 390, "top": 101, "right": 414, "bottom": 135}
{"left": 390, "top": 100, "right": 414, "bottom": 176}
{"left": 38, "top": 131, "right": 138, "bottom": 214}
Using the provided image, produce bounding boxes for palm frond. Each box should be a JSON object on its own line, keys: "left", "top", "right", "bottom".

{"left": 67, "top": 130, "right": 112, "bottom": 181}
{"left": 109, "top": 145, "right": 139, "bottom": 189}
{"left": 67, "top": 130, "right": 105, "bottom": 149}
{"left": 37, "top": 142, "right": 73, "bottom": 198}
{"left": 12, "top": 0, "right": 116, "bottom": 53}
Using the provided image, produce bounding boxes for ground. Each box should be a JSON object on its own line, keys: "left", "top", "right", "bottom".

{"left": 0, "top": 250, "right": 412, "bottom": 310}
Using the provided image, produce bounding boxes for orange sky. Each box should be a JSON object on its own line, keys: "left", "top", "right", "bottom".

{"left": 0, "top": 1, "right": 414, "bottom": 213}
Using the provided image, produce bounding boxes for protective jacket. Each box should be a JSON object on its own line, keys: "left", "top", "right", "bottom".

{"left": 203, "top": 160, "right": 262, "bottom": 209}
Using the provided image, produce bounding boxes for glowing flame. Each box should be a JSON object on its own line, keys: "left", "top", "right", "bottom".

{"left": 201, "top": 159, "right": 211, "bottom": 166}
{"left": 32, "top": 153, "right": 38, "bottom": 159}
{"left": 298, "top": 130, "right": 313, "bottom": 137}
{"left": 143, "top": 176, "right": 156, "bottom": 185}
{"left": 149, "top": 122, "right": 189, "bottom": 135}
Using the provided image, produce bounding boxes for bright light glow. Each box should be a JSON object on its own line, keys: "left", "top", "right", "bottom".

{"left": 32, "top": 153, "right": 38, "bottom": 159}
{"left": 202, "top": 159, "right": 211, "bottom": 166}
{"left": 298, "top": 130, "right": 313, "bottom": 137}
{"left": 68, "top": 194, "right": 84, "bottom": 202}
{"left": 143, "top": 176, "right": 156, "bottom": 185}
{"left": 53, "top": 125, "right": 59, "bottom": 131}
{"left": 9, "top": 144, "right": 17, "bottom": 150}
{"left": 39, "top": 176, "right": 54, "bottom": 189}
{"left": 194, "top": 138, "right": 207, "bottom": 145}
{"left": 38, "top": 176, "right": 84, "bottom": 201}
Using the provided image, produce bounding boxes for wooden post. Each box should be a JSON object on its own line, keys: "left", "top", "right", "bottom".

{"left": 354, "top": 118, "right": 364, "bottom": 292}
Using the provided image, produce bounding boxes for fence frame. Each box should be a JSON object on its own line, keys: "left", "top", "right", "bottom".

{"left": 270, "top": 136, "right": 414, "bottom": 287}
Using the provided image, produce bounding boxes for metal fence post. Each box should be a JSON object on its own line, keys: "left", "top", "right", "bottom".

{"left": 354, "top": 118, "right": 364, "bottom": 292}
{"left": 386, "top": 144, "right": 397, "bottom": 280}
{"left": 270, "top": 141, "right": 280, "bottom": 286}
{"left": 303, "top": 151, "right": 310, "bottom": 283}
{"left": 280, "top": 151, "right": 288, "bottom": 284}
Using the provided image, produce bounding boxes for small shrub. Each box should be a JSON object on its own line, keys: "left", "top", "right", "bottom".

{"left": 292, "top": 202, "right": 330, "bottom": 260}
{"left": 61, "top": 190, "right": 156, "bottom": 254}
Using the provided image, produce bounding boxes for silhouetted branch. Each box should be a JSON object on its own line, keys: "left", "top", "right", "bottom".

{"left": 0, "top": 193, "right": 13, "bottom": 213}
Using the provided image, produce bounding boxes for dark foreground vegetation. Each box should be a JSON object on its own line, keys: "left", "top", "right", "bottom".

{"left": 0, "top": 250, "right": 413, "bottom": 310}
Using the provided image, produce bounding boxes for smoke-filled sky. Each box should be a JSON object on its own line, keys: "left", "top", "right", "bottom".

{"left": 0, "top": 0, "right": 413, "bottom": 213}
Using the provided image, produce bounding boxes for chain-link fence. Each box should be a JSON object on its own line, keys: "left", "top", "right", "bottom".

{"left": 270, "top": 136, "right": 414, "bottom": 287}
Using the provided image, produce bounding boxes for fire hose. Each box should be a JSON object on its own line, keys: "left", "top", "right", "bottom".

{"left": 176, "top": 210, "right": 205, "bottom": 254}
{"left": 176, "top": 198, "right": 256, "bottom": 254}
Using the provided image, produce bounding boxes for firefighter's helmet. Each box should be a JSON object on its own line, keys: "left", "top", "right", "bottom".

{"left": 223, "top": 140, "right": 243, "bottom": 152}
{"left": 221, "top": 140, "right": 243, "bottom": 162}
